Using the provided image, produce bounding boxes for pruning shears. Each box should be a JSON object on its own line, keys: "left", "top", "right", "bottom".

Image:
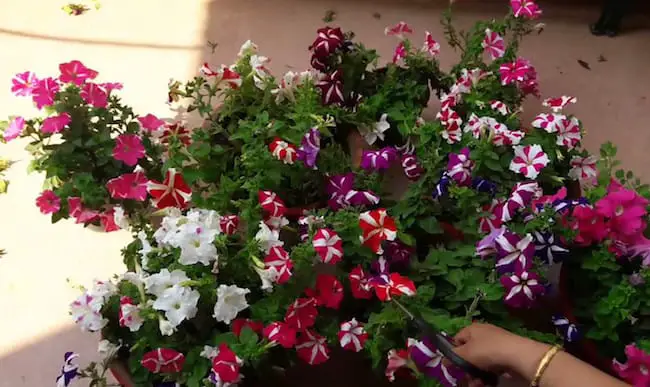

{"left": 391, "top": 298, "right": 499, "bottom": 387}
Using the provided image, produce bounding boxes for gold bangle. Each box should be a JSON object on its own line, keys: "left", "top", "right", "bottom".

{"left": 530, "top": 345, "right": 563, "bottom": 387}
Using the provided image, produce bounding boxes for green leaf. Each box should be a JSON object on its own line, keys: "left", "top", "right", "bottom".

{"left": 418, "top": 216, "right": 441, "bottom": 234}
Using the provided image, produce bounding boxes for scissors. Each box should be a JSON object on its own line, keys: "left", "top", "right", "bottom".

{"left": 391, "top": 298, "right": 499, "bottom": 386}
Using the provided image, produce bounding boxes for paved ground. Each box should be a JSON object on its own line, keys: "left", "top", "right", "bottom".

{"left": 0, "top": 0, "right": 648, "bottom": 385}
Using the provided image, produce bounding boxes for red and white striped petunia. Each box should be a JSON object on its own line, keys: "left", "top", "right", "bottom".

{"left": 392, "top": 41, "right": 408, "bottom": 64}
{"left": 555, "top": 116, "right": 581, "bottom": 150}
{"left": 490, "top": 100, "right": 510, "bottom": 116}
{"left": 200, "top": 63, "right": 242, "bottom": 89}
{"left": 509, "top": 145, "right": 550, "bottom": 179}
{"left": 263, "top": 321, "right": 297, "bottom": 348}
{"left": 359, "top": 209, "right": 397, "bottom": 254}
{"left": 258, "top": 190, "right": 286, "bottom": 217}
{"left": 492, "top": 126, "right": 525, "bottom": 146}
{"left": 211, "top": 344, "right": 242, "bottom": 383}
{"left": 141, "top": 348, "right": 185, "bottom": 374}
{"left": 295, "top": 330, "right": 330, "bottom": 365}
{"left": 349, "top": 266, "right": 373, "bottom": 299}
{"left": 370, "top": 273, "right": 416, "bottom": 301}
{"left": 147, "top": 168, "right": 192, "bottom": 209}
{"left": 531, "top": 113, "right": 564, "bottom": 133}
{"left": 542, "top": 96, "right": 577, "bottom": 112}
{"left": 160, "top": 122, "right": 192, "bottom": 146}
{"left": 482, "top": 28, "right": 505, "bottom": 60}
{"left": 436, "top": 108, "right": 463, "bottom": 144}
{"left": 338, "top": 318, "right": 368, "bottom": 352}
{"left": 384, "top": 21, "right": 413, "bottom": 39}
{"left": 312, "top": 228, "right": 344, "bottom": 264}
{"left": 219, "top": 215, "right": 239, "bottom": 235}
{"left": 285, "top": 297, "right": 318, "bottom": 331}
{"left": 269, "top": 137, "right": 298, "bottom": 164}
{"left": 421, "top": 31, "right": 440, "bottom": 56}
{"left": 264, "top": 246, "right": 294, "bottom": 284}
{"left": 568, "top": 155, "right": 598, "bottom": 183}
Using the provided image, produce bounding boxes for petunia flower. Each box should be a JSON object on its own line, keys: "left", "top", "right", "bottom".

{"left": 551, "top": 315, "right": 580, "bottom": 343}
{"left": 316, "top": 70, "right": 344, "bottom": 105}
{"left": 11, "top": 71, "right": 38, "bottom": 97}
{"left": 310, "top": 55, "right": 327, "bottom": 71}
{"left": 495, "top": 231, "right": 534, "bottom": 273}
{"left": 258, "top": 190, "right": 286, "bottom": 217}
{"left": 472, "top": 177, "right": 497, "bottom": 196}
{"left": 479, "top": 199, "right": 504, "bottom": 233}
{"left": 285, "top": 297, "right": 318, "bottom": 331}
{"left": 70, "top": 292, "right": 107, "bottom": 331}
{"left": 138, "top": 114, "right": 166, "bottom": 132}
{"left": 81, "top": 82, "right": 108, "bottom": 108}
{"left": 482, "top": 29, "right": 505, "bottom": 60}
{"left": 500, "top": 268, "right": 545, "bottom": 308}
{"left": 369, "top": 272, "right": 416, "bottom": 301}
{"left": 264, "top": 321, "right": 297, "bottom": 348}
{"left": 492, "top": 126, "right": 525, "bottom": 146}
{"left": 264, "top": 246, "right": 293, "bottom": 284}
{"left": 436, "top": 108, "right": 463, "bottom": 144}
{"left": 213, "top": 284, "right": 250, "bottom": 324}
{"left": 255, "top": 221, "right": 284, "bottom": 254}
{"left": 349, "top": 266, "right": 373, "bottom": 299}
{"left": 220, "top": 215, "right": 239, "bottom": 235}
{"left": 440, "top": 92, "right": 459, "bottom": 111}
{"left": 32, "top": 77, "right": 60, "bottom": 109}
{"left": 269, "top": 137, "right": 297, "bottom": 164}
{"left": 393, "top": 41, "right": 407, "bottom": 64}
{"left": 596, "top": 185, "right": 649, "bottom": 239}
{"left": 232, "top": 318, "right": 262, "bottom": 337}
{"left": 401, "top": 154, "right": 423, "bottom": 181}
{"left": 432, "top": 173, "right": 451, "bottom": 199}
{"left": 490, "top": 100, "right": 510, "bottom": 115}
{"left": 36, "top": 189, "right": 61, "bottom": 214}
{"left": 555, "top": 116, "right": 581, "bottom": 149}
{"left": 447, "top": 147, "right": 474, "bottom": 186}
{"left": 613, "top": 344, "right": 650, "bottom": 387}
{"left": 67, "top": 197, "right": 100, "bottom": 224}
{"left": 384, "top": 240, "right": 414, "bottom": 267}
{"left": 422, "top": 31, "right": 440, "bottom": 56}
{"left": 106, "top": 170, "right": 148, "bottom": 201}
{"left": 100, "top": 82, "right": 123, "bottom": 93}
{"left": 571, "top": 204, "right": 609, "bottom": 246}
{"left": 510, "top": 0, "right": 542, "bottom": 19}
{"left": 41, "top": 112, "right": 72, "bottom": 134}
{"left": 59, "top": 60, "right": 98, "bottom": 85}
{"left": 364, "top": 113, "right": 390, "bottom": 145}
{"left": 312, "top": 228, "right": 344, "bottom": 264}
{"left": 533, "top": 232, "right": 568, "bottom": 264}
{"left": 297, "top": 127, "right": 321, "bottom": 169}
{"left": 119, "top": 296, "right": 144, "bottom": 332}
{"left": 237, "top": 39, "right": 258, "bottom": 57}
{"left": 296, "top": 330, "right": 330, "bottom": 365}
{"left": 630, "top": 273, "right": 646, "bottom": 286}
{"left": 532, "top": 113, "right": 565, "bottom": 133}
{"left": 4, "top": 116, "right": 25, "bottom": 141}
{"left": 385, "top": 348, "right": 410, "bottom": 381}
{"left": 410, "top": 337, "right": 464, "bottom": 386}
{"left": 141, "top": 348, "right": 185, "bottom": 374}
{"left": 477, "top": 227, "right": 505, "bottom": 258}
{"left": 568, "top": 155, "right": 598, "bottom": 184}
{"left": 464, "top": 114, "right": 507, "bottom": 139}
{"left": 543, "top": 96, "right": 577, "bottom": 112}
{"left": 384, "top": 21, "right": 413, "bottom": 39}
{"left": 160, "top": 122, "right": 192, "bottom": 146}
{"left": 99, "top": 209, "right": 121, "bottom": 232}
{"left": 200, "top": 63, "right": 243, "bottom": 89}
{"left": 359, "top": 208, "right": 397, "bottom": 254}
{"left": 509, "top": 144, "right": 550, "bottom": 179}
{"left": 55, "top": 352, "right": 79, "bottom": 387}
{"left": 499, "top": 58, "right": 531, "bottom": 85}
{"left": 311, "top": 27, "right": 344, "bottom": 58}
{"left": 339, "top": 319, "right": 368, "bottom": 352}
{"left": 361, "top": 147, "right": 398, "bottom": 171}
{"left": 113, "top": 134, "right": 145, "bottom": 166}
{"left": 211, "top": 344, "right": 242, "bottom": 383}
{"left": 308, "top": 274, "right": 344, "bottom": 309}
{"left": 147, "top": 168, "right": 192, "bottom": 209}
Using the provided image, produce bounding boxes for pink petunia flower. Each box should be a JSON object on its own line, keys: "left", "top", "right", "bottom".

{"left": 147, "top": 168, "right": 192, "bottom": 209}
{"left": 32, "top": 77, "right": 60, "bottom": 109}
{"left": 422, "top": 31, "right": 440, "bottom": 56}
{"left": 11, "top": 71, "right": 39, "bottom": 97}
{"left": 596, "top": 185, "right": 648, "bottom": 239}
{"left": 67, "top": 197, "right": 100, "bottom": 224}
{"left": 113, "top": 134, "right": 145, "bottom": 166}
{"left": 479, "top": 199, "right": 504, "bottom": 233}
{"left": 613, "top": 344, "right": 650, "bottom": 386}
{"left": 4, "top": 116, "right": 25, "bottom": 141}
{"left": 510, "top": 0, "right": 542, "bottom": 19}
{"left": 393, "top": 41, "right": 408, "bottom": 64}
{"left": 100, "top": 82, "right": 123, "bottom": 93}
{"left": 296, "top": 330, "right": 330, "bottom": 365}
{"left": 59, "top": 60, "right": 98, "bottom": 85}
{"left": 81, "top": 82, "right": 108, "bottom": 108}
{"left": 99, "top": 209, "right": 121, "bottom": 232}
{"left": 500, "top": 268, "right": 545, "bottom": 308}
{"left": 543, "top": 96, "right": 577, "bottom": 112}
{"left": 138, "top": 114, "right": 165, "bottom": 132}
{"left": 359, "top": 208, "right": 397, "bottom": 254}
{"left": 384, "top": 21, "right": 413, "bottom": 39}
{"left": 35, "top": 190, "right": 61, "bottom": 214}
{"left": 106, "top": 170, "right": 149, "bottom": 201}
{"left": 568, "top": 155, "right": 598, "bottom": 184}
{"left": 41, "top": 113, "right": 71, "bottom": 134}
{"left": 338, "top": 319, "right": 368, "bottom": 352}
{"left": 571, "top": 204, "right": 609, "bottom": 246}
{"left": 499, "top": 58, "right": 531, "bottom": 85}
{"left": 509, "top": 144, "right": 550, "bottom": 179}
{"left": 482, "top": 29, "right": 505, "bottom": 60}
{"left": 312, "top": 228, "right": 344, "bottom": 264}
{"left": 492, "top": 127, "right": 525, "bottom": 146}
{"left": 555, "top": 116, "right": 581, "bottom": 149}
{"left": 436, "top": 108, "right": 463, "bottom": 144}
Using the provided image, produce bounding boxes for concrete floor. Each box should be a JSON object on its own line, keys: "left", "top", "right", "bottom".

{"left": 0, "top": 0, "right": 648, "bottom": 385}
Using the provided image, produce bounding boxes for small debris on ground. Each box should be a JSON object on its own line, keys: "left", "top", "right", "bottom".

{"left": 577, "top": 59, "right": 591, "bottom": 70}
{"left": 598, "top": 54, "right": 607, "bottom": 62}
{"left": 207, "top": 41, "right": 218, "bottom": 54}
{"left": 372, "top": 12, "right": 382, "bottom": 19}
{"left": 323, "top": 9, "right": 337, "bottom": 22}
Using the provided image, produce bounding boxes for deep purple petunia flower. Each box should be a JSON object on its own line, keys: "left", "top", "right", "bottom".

{"left": 297, "top": 127, "right": 321, "bottom": 169}
{"left": 551, "top": 315, "right": 580, "bottom": 343}
{"left": 495, "top": 231, "right": 534, "bottom": 273}
{"left": 472, "top": 177, "right": 497, "bottom": 196}
{"left": 500, "top": 268, "right": 545, "bottom": 308}
{"left": 409, "top": 336, "right": 465, "bottom": 386}
{"left": 532, "top": 231, "right": 568, "bottom": 264}
{"left": 432, "top": 173, "right": 451, "bottom": 199}
{"left": 55, "top": 352, "right": 79, "bottom": 387}
{"left": 383, "top": 240, "right": 414, "bottom": 267}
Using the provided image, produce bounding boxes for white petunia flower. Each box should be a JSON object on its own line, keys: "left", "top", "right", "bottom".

{"left": 200, "top": 345, "right": 220, "bottom": 360}
{"left": 265, "top": 216, "right": 289, "bottom": 230}
{"left": 144, "top": 269, "right": 189, "bottom": 297}
{"left": 137, "top": 231, "right": 153, "bottom": 270}
{"left": 213, "top": 284, "right": 251, "bottom": 324}
{"left": 152, "top": 285, "right": 200, "bottom": 327}
{"left": 363, "top": 113, "right": 390, "bottom": 145}
{"left": 238, "top": 40, "right": 258, "bottom": 57}
{"left": 120, "top": 301, "right": 144, "bottom": 332}
{"left": 113, "top": 206, "right": 130, "bottom": 230}
{"left": 254, "top": 221, "right": 284, "bottom": 254}
{"left": 70, "top": 293, "right": 108, "bottom": 332}
{"left": 159, "top": 318, "right": 176, "bottom": 336}
{"left": 87, "top": 279, "right": 117, "bottom": 303}
{"left": 254, "top": 266, "right": 280, "bottom": 291}
{"left": 98, "top": 339, "right": 121, "bottom": 359}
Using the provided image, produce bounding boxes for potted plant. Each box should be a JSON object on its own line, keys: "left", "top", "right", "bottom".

{"left": 53, "top": 1, "right": 650, "bottom": 387}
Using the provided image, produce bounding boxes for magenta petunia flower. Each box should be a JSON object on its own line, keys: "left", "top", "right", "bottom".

{"left": 501, "top": 268, "right": 545, "bottom": 308}
{"left": 421, "top": 31, "right": 440, "bottom": 56}
{"left": 555, "top": 116, "right": 581, "bottom": 150}
{"left": 596, "top": 185, "right": 648, "bottom": 239}
{"left": 58, "top": 60, "right": 98, "bottom": 85}
{"left": 100, "top": 82, "right": 123, "bottom": 93}
{"left": 509, "top": 144, "right": 550, "bottom": 179}
{"left": 327, "top": 173, "right": 379, "bottom": 210}
{"left": 361, "top": 147, "right": 398, "bottom": 171}
{"left": 385, "top": 348, "right": 410, "bottom": 381}
{"left": 35, "top": 190, "right": 61, "bottom": 214}
{"left": 384, "top": 21, "right": 413, "bottom": 39}
{"left": 297, "top": 127, "right": 321, "bottom": 169}
{"left": 490, "top": 100, "right": 510, "bottom": 115}
{"left": 543, "top": 96, "right": 577, "bottom": 112}
{"left": 99, "top": 208, "right": 120, "bottom": 232}
{"left": 138, "top": 114, "right": 165, "bottom": 132}
{"left": 11, "top": 71, "right": 39, "bottom": 97}
{"left": 613, "top": 344, "right": 650, "bottom": 386}
{"left": 410, "top": 337, "right": 464, "bottom": 386}
{"left": 32, "top": 77, "right": 60, "bottom": 109}
{"left": 447, "top": 147, "right": 474, "bottom": 186}
{"left": 4, "top": 116, "right": 25, "bottom": 141}
{"left": 479, "top": 199, "right": 504, "bottom": 233}
{"left": 67, "top": 197, "right": 100, "bottom": 224}
{"left": 106, "top": 170, "right": 149, "bottom": 201}
{"left": 495, "top": 231, "right": 534, "bottom": 273}
{"left": 482, "top": 28, "right": 505, "bottom": 60}
{"left": 571, "top": 204, "right": 609, "bottom": 246}
{"left": 510, "top": 0, "right": 542, "bottom": 19}
{"left": 81, "top": 82, "right": 108, "bottom": 108}
{"left": 499, "top": 58, "right": 531, "bottom": 85}
{"left": 502, "top": 181, "right": 541, "bottom": 222}
{"left": 401, "top": 154, "right": 423, "bottom": 181}
{"left": 393, "top": 41, "right": 407, "bottom": 64}
{"left": 41, "top": 113, "right": 71, "bottom": 134}
{"left": 316, "top": 70, "right": 344, "bottom": 105}
{"left": 113, "top": 134, "right": 145, "bottom": 166}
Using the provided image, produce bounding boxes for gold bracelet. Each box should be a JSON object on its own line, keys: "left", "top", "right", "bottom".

{"left": 530, "top": 345, "right": 563, "bottom": 387}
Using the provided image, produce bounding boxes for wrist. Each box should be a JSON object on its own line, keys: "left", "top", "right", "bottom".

{"left": 507, "top": 337, "right": 553, "bottom": 380}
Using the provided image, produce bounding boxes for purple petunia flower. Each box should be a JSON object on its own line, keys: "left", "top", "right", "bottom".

{"left": 476, "top": 227, "right": 505, "bottom": 258}
{"left": 56, "top": 352, "right": 79, "bottom": 387}
{"left": 432, "top": 173, "right": 451, "bottom": 199}
{"left": 409, "top": 336, "right": 465, "bottom": 386}
{"left": 629, "top": 273, "right": 645, "bottom": 286}
{"left": 383, "top": 240, "right": 414, "bottom": 267}
{"left": 447, "top": 147, "right": 474, "bottom": 186}
{"left": 495, "top": 231, "right": 534, "bottom": 273}
{"left": 371, "top": 256, "right": 391, "bottom": 275}
{"left": 472, "top": 177, "right": 497, "bottom": 196}
{"left": 326, "top": 173, "right": 379, "bottom": 210}
{"left": 500, "top": 268, "right": 545, "bottom": 308}
{"left": 533, "top": 231, "right": 568, "bottom": 264}
{"left": 326, "top": 173, "right": 355, "bottom": 196}
{"left": 551, "top": 315, "right": 580, "bottom": 343}
{"left": 361, "top": 147, "right": 398, "bottom": 171}
{"left": 297, "top": 127, "right": 321, "bottom": 169}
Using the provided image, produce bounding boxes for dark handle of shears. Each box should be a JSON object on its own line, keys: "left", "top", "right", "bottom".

{"left": 392, "top": 300, "right": 499, "bottom": 386}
